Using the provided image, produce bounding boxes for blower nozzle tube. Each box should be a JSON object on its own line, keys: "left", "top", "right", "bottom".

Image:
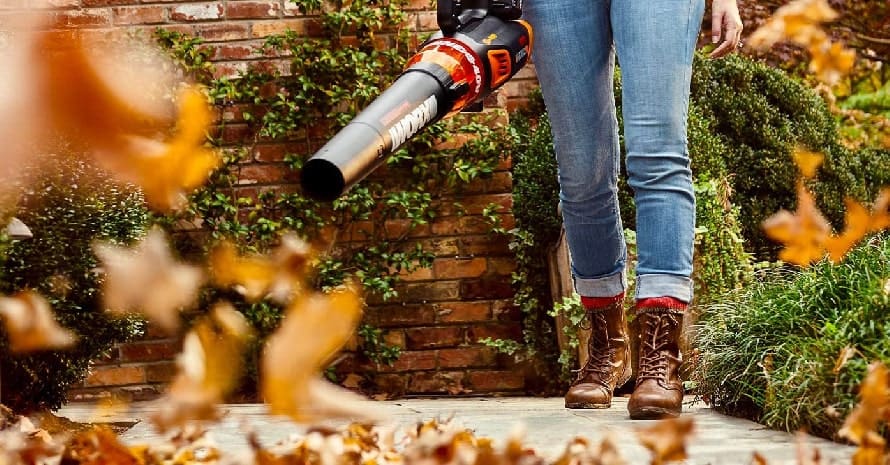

{"left": 300, "top": 72, "right": 446, "bottom": 202}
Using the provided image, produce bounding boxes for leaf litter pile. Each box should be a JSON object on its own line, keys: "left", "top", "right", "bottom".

{"left": 1, "top": 1, "right": 889, "bottom": 465}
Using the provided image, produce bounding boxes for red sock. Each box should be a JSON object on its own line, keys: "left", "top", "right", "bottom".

{"left": 580, "top": 293, "right": 625, "bottom": 309}
{"left": 636, "top": 296, "right": 688, "bottom": 311}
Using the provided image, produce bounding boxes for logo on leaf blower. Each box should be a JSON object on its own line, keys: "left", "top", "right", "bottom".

{"left": 387, "top": 95, "right": 438, "bottom": 152}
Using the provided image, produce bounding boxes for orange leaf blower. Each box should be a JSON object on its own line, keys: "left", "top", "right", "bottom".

{"left": 300, "top": 0, "right": 533, "bottom": 201}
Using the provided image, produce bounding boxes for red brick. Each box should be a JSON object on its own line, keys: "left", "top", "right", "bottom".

{"left": 492, "top": 300, "right": 522, "bottom": 320}
{"left": 400, "top": 281, "right": 462, "bottom": 303}
{"left": 373, "top": 374, "right": 408, "bottom": 395}
{"left": 237, "top": 163, "right": 294, "bottom": 185}
{"left": 463, "top": 171, "right": 513, "bottom": 195}
{"left": 251, "top": 18, "right": 311, "bottom": 38}
{"left": 399, "top": 265, "right": 434, "bottom": 282}
{"left": 369, "top": 304, "right": 436, "bottom": 327}
{"left": 53, "top": 9, "right": 111, "bottom": 28}
{"left": 466, "top": 370, "right": 525, "bottom": 391}
{"left": 384, "top": 330, "right": 405, "bottom": 349}
{"left": 113, "top": 6, "right": 166, "bottom": 25}
{"left": 85, "top": 366, "right": 145, "bottom": 387}
{"left": 459, "top": 235, "right": 511, "bottom": 256}
{"left": 408, "top": 371, "right": 466, "bottom": 394}
{"left": 461, "top": 275, "right": 514, "bottom": 300}
{"left": 82, "top": 0, "right": 131, "bottom": 6}
{"left": 377, "top": 350, "right": 437, "bottom": 372}
{"left": 433, "top": 257, "right": 488, "bottom": 279}
{"left": 438, "top": 347, "right": 497, "bottom": 368}
{"left": 405, "top": 326, "right": 464, "bottom": 350}
{"left": 405, "top": 0, "right": 433, "bottom": 10}
{"left": 431, "top": 216, "right": 495, "bottom": 236}
{"left": 144, "top": 362, "right": 178, "bottom": 383}
{"left": 488, "top": 257, "right": 517, "bottom": 275}
{"left": 193, "top": 22, "right": 250, "bottom": 41}
{"left": 417, "top": 237, "right": 460, "bottom": 256}
{"left": 170, "top": 3, "right": 223, "bottom": 22}
{"left": 119, "top": 340, "right": 180, "bottom": 362}
{"left": 211, "top": 42, "right": 255, "bottom": 60}
{"left": 226, "top": 1, "right": 280, "bottom": 19}
{"left": 435, "top": 301, "right": 491, "bottom": 323}
{"left": 467, "top": 323, "right": 523, "bottom": 343}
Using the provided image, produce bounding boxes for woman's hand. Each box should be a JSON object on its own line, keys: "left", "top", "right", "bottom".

{"left": 709, "top": 0, "right": 743, "bottom": 58}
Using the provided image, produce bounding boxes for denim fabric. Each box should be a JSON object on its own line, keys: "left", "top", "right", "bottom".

{"left": 524, "top": 0, "right": 705, "bottom": 303}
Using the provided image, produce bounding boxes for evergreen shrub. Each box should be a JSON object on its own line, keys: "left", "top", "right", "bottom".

{"left": 0, "top": 154, "right": 148, "bottom": 411}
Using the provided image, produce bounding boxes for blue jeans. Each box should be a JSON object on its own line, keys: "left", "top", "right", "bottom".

{"left": 524, "top": 0, "right": 705, "bottom": 303}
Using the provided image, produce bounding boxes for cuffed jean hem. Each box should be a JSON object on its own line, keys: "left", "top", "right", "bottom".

{"left": 574, "top": 268, "right": 627, "bottom": 298}
{"left": 635, "top": 274, "right": 693, "bottom": 303}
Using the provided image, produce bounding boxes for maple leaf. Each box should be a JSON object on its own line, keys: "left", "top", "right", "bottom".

{"left": 636, "top": 417, "right": 694, "bottom": 465}
{"left": 262, "top": 287, "right": 383, "bottom": 423}
{"left": 792, "top": 148, "right": 824, "bottom": 179}
{"left": 0, "top": 291, "right": 77, "bottom": 353}
{"left": 93, "top": 227, "right": 204, "bottom": 333}
{"left": 839, "top": 362, "right": 890, "bottom": 446}
{"left": 762, "top": 182, "right": 832, "bottom": 266}
{"left": 151, "top": 303, "right": 254, "bottom": 432}
{"left": 210, "top": 234, "right": 312, "bottom": 303}
{"left": 824, "top": 198, "right": 871, "bottom": 263}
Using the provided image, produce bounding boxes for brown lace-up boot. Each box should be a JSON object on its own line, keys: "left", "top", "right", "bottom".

{"left": 564, "top": 300, "right": 632, "bottom": 409}
{"left": 627, "top": 305, "right": 685, "bottom": 419}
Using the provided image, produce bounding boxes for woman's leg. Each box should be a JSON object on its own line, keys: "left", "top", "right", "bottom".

{"left": 524, "top": 0, "right": 631, "bottom": 410}
{"left": 611, "top": 0, "right": 705, "bottom": 419}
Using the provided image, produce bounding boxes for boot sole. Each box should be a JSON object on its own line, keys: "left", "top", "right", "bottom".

{"left": 565, "top": 402, "right": 611, "bottom": 409}
{"left": 628, "top": 406, "right": 681, "bottom": 420}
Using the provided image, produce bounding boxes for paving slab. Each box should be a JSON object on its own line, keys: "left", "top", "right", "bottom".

{"left": 58, "top": 397, "right": 855, "bottom": 465}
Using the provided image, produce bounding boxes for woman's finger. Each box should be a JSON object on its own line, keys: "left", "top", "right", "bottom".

{"left": 712, "top": 9, "right": 723, "bottom": 43}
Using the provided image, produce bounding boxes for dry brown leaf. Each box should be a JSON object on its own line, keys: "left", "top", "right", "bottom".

{"left": 870, "top": 189, "right": 890, "bottom": 232}
{"left": 747, "top": 0, "right": 837, "bottom": 49}
{"left": 94, "top": 227, "right": 204, "bottom": 333}
{"left": 833, "top": 346, "right": 857, "bottom": 374}
{"left": 792, "top": 149, "right": 824, "bottom": 179}
{"left": 262, "top": 286, "right": 382, "bottom": 423}
{"left": 839, "top": 362, "right": 890, "bottom": 445}
{"left": 850, "top": 431, "right": 886, "bottom": 465}
{"left": 751, "top": 451, "right": 769, "bottom": 465}
{"left": 151, "top": 303, "right": 254, "bottom": 432}
{"left": 210, "top": 234, "right": 312, "bottom": 303}
{"left": 635, "top": 417, "right": 694, "bottom": 465}
{"left": 62, "top": 427, "right": 141, "bottom": 465}
{"left": 0, "top": 291, "right": 77, "bottom": 353}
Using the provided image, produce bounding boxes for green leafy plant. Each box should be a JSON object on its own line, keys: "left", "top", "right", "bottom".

{"left": 691, "top": 233, "right": 890, "bottom": 441}
{"left": 0, "top": 153, "right": 148, "bottom": 411}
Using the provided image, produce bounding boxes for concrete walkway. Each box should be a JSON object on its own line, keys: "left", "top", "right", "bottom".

{"left": 58, "top": 397, "right": 855, "bottom": 465}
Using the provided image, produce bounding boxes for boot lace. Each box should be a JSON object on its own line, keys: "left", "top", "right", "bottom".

{"left": 637, "top": 311, "right": 681, "bottom": 382}
{"left": 572, "top": 309, "right": 612, "bottom": 383}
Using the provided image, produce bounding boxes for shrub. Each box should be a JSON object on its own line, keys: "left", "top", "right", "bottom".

{"left": 0, "top": 154, "right": 148, "bottom": 412}
{"left": 690, "top": 54, "right": 890, "bottom": 257}
{"left": 691, "top": 233, "right": 890, "bottom": 440}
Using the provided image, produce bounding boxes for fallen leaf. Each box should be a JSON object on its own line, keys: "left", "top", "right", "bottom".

{"left": 808, "top": 40, "right": 856, "bottom": 86}
{"left": 636, "top": 417, "right": 694, "bottom": 465}
{"left": 94, "top": 227, "right": 204, "bottom": 333}
{"left": 833, "top": 346, "right": 857, "bottom": 374}
{"left": 869, "top": 189, "right": 890, "bottom": 232}
{"left": 262, "top": 287, "right": 383, "bottom": 423}
{"left": 62, "top": 427, "right": 141, "bottom": 465}
{"left": 0, "top": 291, "right": 77, "bottom": 353}
{"left": 838, "top": 362, "right": 890, "bottom": 445}
{"left": 151, "top": 303, "right": 254, "bottom": 432}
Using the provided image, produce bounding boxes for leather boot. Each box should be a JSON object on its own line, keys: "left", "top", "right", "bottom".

{"left": 564, "top": 301, "right": 632, "bottom": 409}
{"left": 627, "top": 307, "right": 684, "bottom": 419}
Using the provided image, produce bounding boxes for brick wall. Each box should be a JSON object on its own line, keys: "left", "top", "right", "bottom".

{"left": 40, "top": 0, "right": 540, "bottom": 401}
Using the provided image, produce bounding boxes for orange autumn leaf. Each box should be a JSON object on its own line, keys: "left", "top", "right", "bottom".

{"left": 808, "top": 40, "right": 856, "bottom": 86}
{"left": 117, "top": 87, "right": 221, "bottom": 212}
{"left": 94, "top": 227, "right": 204, "bottom": 333}
{"left": 839, "top": 362, "right": 890, "bottom": 446}
{"left": 262, "top": 287, "right": 382, "bottom": 423}
{"left": 824, "top": 198, "right": 871, "bottom": 263}
{"left": 792, "top": 148, "right": 825, "bottom": 179}
{"left": 63, "top": 427, "right": 141, "bottom": 465}
{"left": 636, "top": 417, "right": 694, "bottom": 465}
{"left": 762, "top": 182, "right": 832, "bottom": 266}
{"left": 151, "top": 303, "right": 254, "bottom": 432}
{"left": 0, "top": 291, "right": 77, "bottom": 353}
{"left": 747, "top": 0, "right": 837, "bottom": 49}
{"left": 870, "top": 189, "right": 890, "bottom": 232}
{"left": 210, "top": 234, "right": 312, "bottom": 303}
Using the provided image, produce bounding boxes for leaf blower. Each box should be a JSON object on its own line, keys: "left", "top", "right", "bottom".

{"left": 300, "top": 0, "right": 532, "bottom": 201}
